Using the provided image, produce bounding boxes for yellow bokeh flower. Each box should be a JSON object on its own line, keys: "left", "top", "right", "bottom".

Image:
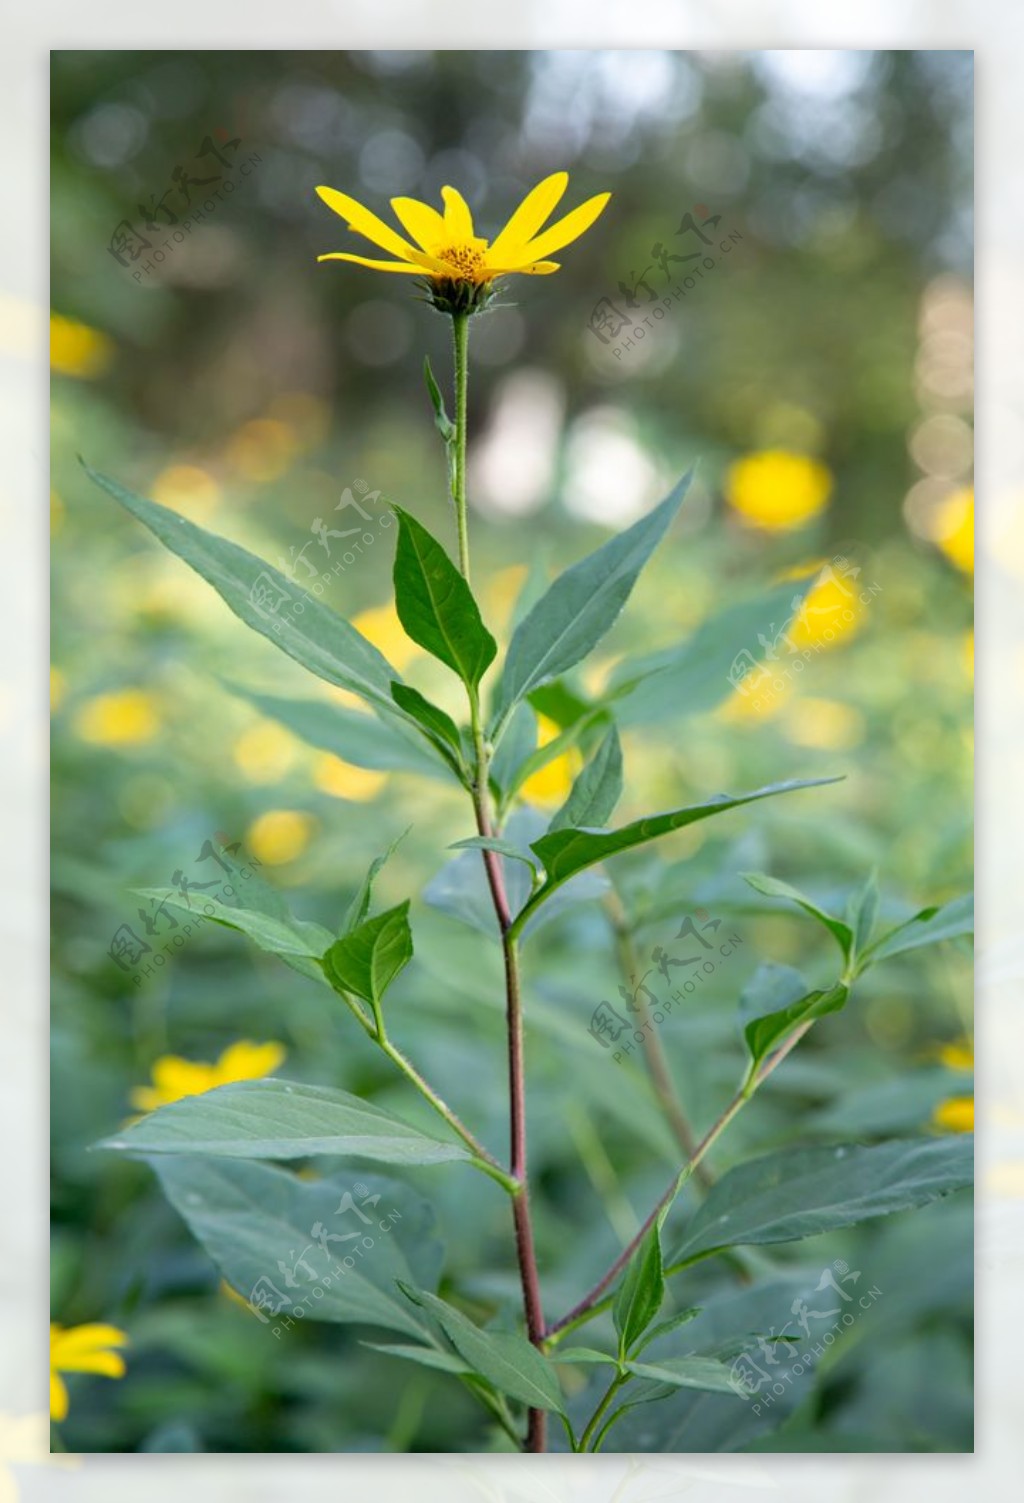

{"left": 246, "top": 809, "right": 315, "bottom": 865}
{"left": 726, "top": 450, "right": 833, "bottom": 532}
{"left": 312, "top": 753, "right": 387, "bottom": 802}
{"left": 934, "top": 486, "right": 974, "bottom": 574}
{"left": 316, "top": 172, "right": 610, "bottom": 303}
{"left": 938, "top": 1039, "right": 974, "bottom": 1072}
{"left": 73, "top": 690, "right": 160, "bottom": 746}
{"left": 785, "top": 697, "right": 865, "bottom": 751}
{"left": 351, "top": 602, "right": 422, "bottom": 673}
{"left": 932, "top": 1095, "right": 974, "bottom": 1134}
{"left": 49, "top": 1324, "right": 128, "bottom": 1422}
{"left": 519, "top": 715, "right": 582, "bottom": 807}
{"left": 150, "top": 464, "right": 222, "bottom": 522}
{"left": 786, "top": 567, "right": 866, "bottom": 650}
{"left": 49, "top": 312, "right": 113, "bottom": 379}
{"left": 232, "top": 720, "right": 300, "bottom": 783}
{"left": 130, "top": 1039, "right": 287, "bottom": 1113}
{"left": 225, "top": 419, "right": 298, "bottom": 483}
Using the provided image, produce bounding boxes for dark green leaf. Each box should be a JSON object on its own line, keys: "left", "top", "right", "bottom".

{"left": 742, "top": 871, "right": 853, "bottom": 959}
{"left": 393, "top": 508, "right": 496, "bottom": 687}
{"left": 743, "top": 983, "right": 849, "bottom": 1073}
{"left": 671, "top": 1136, "right": 974, "bottom": 1264}
{"left": 515, "top": 777, "right": 841, "bottom": 933}
{"left": 491, "top": 470, "right": 694, "bottom": 733}
{"left": 324, "top": 902, "right": 413, "bottom": 1008}
{"left": 151, "top": 1159, "right": 441, "bottom": 1338}
{"left": 548, "top": 727, "right": 623, "bottom": 833}
{"left": 397, "top": 1284, "right": 565, "bottom": 1413}
{"left": 389, "top": 682, "right": 465, "bottom": 774}
{"left": 84, "top": 463, "right": 399, "bottom": 713}
{"left": 100, "top": 1078, "right": 472, "bottom": 1166}
{"left": 341, "top": 831, "right": 409, "bottom": 935}
{"left": 861, "top": 893, "right": 974, "bottom": 966}
{"left": 613, "top": 1221, "right": 665, "bottom": 1356}
{"left": 848, "top": 870, "right": 880, "bottom": 954}
{"left": 423, "top": 355, "right": 455, "bottom": 443}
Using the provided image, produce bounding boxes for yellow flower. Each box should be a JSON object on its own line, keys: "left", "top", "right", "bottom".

{"left": 351, "top": 602, "right": 422, "bottom": 673}
{"left": 938, "top": 1039, "right": 974, "bottom": 1072}
{"left": 786, "top": 566, "right": 865, "bottom": 650}
{"left": 73, "top": 690, "right": 160, "bottom": 746}
{"left": 315, "top": 172, "right": 611, "bottom": 302}
{"left": 519, "top": 715, "right": 582, "bottom": 807}
{"left": 151, "top": 464, "right": 222, "bottom": 522}
{"left": 232, "top": 720, "right": 300, "bottom": 783}
{"left": 726, "top": 450, "right": 833, "bottom": 531}
{"left": 130, "top": 1040, "right": 287, "bottom": 1113}
{"left": 312, "top": 753, "right": 387, "bottom": 802}
{"left": 246, "top": 809, "right": 315, "bottom": 865}
{"left": 932, "top": 1095, "right": 974, "bottom": 1134}
{"left": 934, "top": 486, "right": 974, "bottom": 574}
{"left": 49, "top": 1324, "right": 128, "bottom": 1421}
{"left": 49, "top": 312, "right": 113, "bottom": 379}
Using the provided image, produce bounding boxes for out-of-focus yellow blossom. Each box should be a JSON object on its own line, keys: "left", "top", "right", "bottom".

{"left": 932, "top": 1095, "right": 974, "bottom": 1133}
{"left": 49, "top": 667, "right": 67, "bottom": 712}
{"left": 232, "top": 721, "right": 300, "bottom": 783}
{"left": 130, "top": 1040, "right": 287, "bottom": 1113}
{"left": 49, "top": 313, "right": 113, "bottom": 379}
{"left": 519, "top": 715, "right": 582, "bottom": 806}
{"left": 74, "top": 690, "right": 160, "bottom": 746}
{"left": 246, "top": 809, "right": 315, "bottom": 865}
{"left": 49, "top": 1324, "right": 128, "bottom": 1421}
{"left": 726, "top": 450, "right": 833, "bottom": 531}
{"left": 934, "top": 486, "right": 974, "bottom": 574}
{"left": 225, "top": 418, "right": 297, "bottom": 482}
{"left": 785, "top": 697, "right": 865, "bottom": 751}
{"left": 351, "top": 602, "right": 422, "bottom": 673}
{"left": 786, "top": 567, "right": 866, "bottom": 649}
{"left": 484, "top": 565, "right": 529, "bottom": 631}
{"left": 938, "top": 1039, "right": 974, "bottom": 1072}
{"left": 151, "top": 464, "right": 222, "bottom": 522}
{"left": 265, "top": 392, "right": 330, "bottom": 451}
{"left": 312, "top": 753, "right": 387, "bottom": 801}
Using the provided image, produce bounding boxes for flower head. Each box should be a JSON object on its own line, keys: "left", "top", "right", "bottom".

{"left": 49, "top": 1324, "right": 128, "bottom": 1421}
{"left": 726, "top": 450, "right": 833, "bottom": 532}
{"left": 315, "top": 171, "right": 610, "bottom": 314}
{"left": 130, "top": 1039, "right": 286, "bottom": 1113}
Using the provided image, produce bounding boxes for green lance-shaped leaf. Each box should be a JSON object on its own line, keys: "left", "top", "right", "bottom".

{"left": 490, "top": 469, "right": 694, "bottom": 735}
{"left": 669, "top": 1136, "right": 974, "bottom": 1265}
{"left": 742, "top": 982, "right": 849, "bottom": 1078}
{"left": 135, "top": 886, "right": 333, "bottom": 980}
{"left": 512, "top": 776, "right": 842, "bottom": 935}
{"left": 83, "top": 462, "right": 400, "bottom": 715}
{"left": 397, "top": 1284, "right": 566, "bottom": 1414}
{"left": 151, "top": 1159, "right": 443, "bottom": 1339}
{"left": 392, "top": 507, "right": 497, "bottom": 688}
{"left": 389, "top": 682, "right": 466, "bottom": 776}
{"left": 323, "top": 902, "right": 413, "bottom": 1011}
{"left": 621, "top": 1355, "right": 743, "bottom": 1395}
{"left": 341, "top": 831, "right": 410, "bottom": 935}
{"left": 548, "top": 725, "right": 623, "bottom": 833}
{"left": 448, "top": 835, "right": 540, "bottom": 877}
{"left": 847, "top": 869, "right": 880, "bottom": 955}
{"left": 859, "top": 892, "right": 974, "bottom": 967}
{"left": 741, "top": 871, "right": 854, "bottom": 961}
{"left": 99, "top": 1078, "right": 471, "bottom": 1167}
{"left": 613, "top": 1220, "right": 665, "bottom": 1358}
{"left": 423, "top": 355, "right": 456, "bottom": 443}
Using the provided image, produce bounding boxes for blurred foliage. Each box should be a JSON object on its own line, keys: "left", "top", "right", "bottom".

{"left": 51, "top": 49, "right": 972, "bottom": 1452}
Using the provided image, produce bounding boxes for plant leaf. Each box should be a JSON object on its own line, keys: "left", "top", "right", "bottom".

{"left": 613, "top": 1221, "right": 665, "bottom": 1357}
{"left": 423, "top": 355, "right": 455, "bottom": 443}
{"left": 397, "top": 1285, "right": 566, "bottom": 1413}
{"left": 150, "top": 1159, "right": 441, "bottom": 1338}
{"left": 134, "top": 886, "right": 332, "bottom": 987}
{"left": 392, "top": 508, "right": 496, "bottom": 688}
{"left": 670, "top": 1136, "right": 974, "bottom": 1264}
{"left": 622, "top": 1355, "right": 742, "bottom": 1395}
{"left": 634, "top": 1306, "right": 701, "bottom": 1355}
{"left": 491, "top": 470, "right": 694, "bottom": 733}
{"left": 515, "top": 777, "right": 841, "bottom": 933}
{"left": 324, "top": 902, "right": 413, "bottom": 1008}
{"left": 84, "top": 462, "right": 399, "bottom": 713}
{"left": 363, "top": 1341, "right": 470, "bottom": 1375}
{"left": 742, "top": 871, "right": 853, "bottom": 959}
{"left": 341, "top": 831, "right": 410, "bottom": 935}
{"left": 743, "top": 983, "right": 849, "bottom": 1074}
{"left": 448, "top": 835, "right": 540, "bottom": 876}
{"left": 847, "top": 870, "right": 880, "bottom": 955}
{"left": 548, "top": 726, "right": 623, "bottom": 833}
{"left": 861, "top": 893, "right": 974, "bottom": 966}
{"left": 99, "top": 1078, "right": 472, "bottom": 1166}
{"left": 389, "top": 682, "right": 465, "bottom": 775}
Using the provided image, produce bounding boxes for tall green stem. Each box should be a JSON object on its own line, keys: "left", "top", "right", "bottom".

{"left": 451, "top": 310, "right": 471, "bottom": 581}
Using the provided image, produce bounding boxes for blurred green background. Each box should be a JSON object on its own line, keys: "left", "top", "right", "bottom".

{"left": 51, "top": 49, "right": 973, "bottom": 1452}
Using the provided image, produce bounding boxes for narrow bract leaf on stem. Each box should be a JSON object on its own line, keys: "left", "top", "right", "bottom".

{"left": 392, "top": 507, "right": 497, "bottom": 688}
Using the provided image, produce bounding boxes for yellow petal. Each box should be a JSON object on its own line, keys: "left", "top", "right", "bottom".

{"left": 315, "top": 186, "right": 422, "bottom": 263}
{"left": 51, "top": 1324, "right": 129, "bottom": 1362}
{"left": 441, "top": 185, "right": 475, "bottom": 240}
{"left": 55, "top": 1350, "right": 126, "bottom": 1378}
{"left": 390, "top": 195, "right": 446, "bottom": 250}
{"left": 516, "top": 192, "right": 611, "bottom": 261}
{"left": 50, "top": 1371, "right": 68, "bottom": 1422}
{"left": 215, "top": 1039, "right": 287, "bottom": 1081}
{"left": 490, "top": 260, "right": 561, "bottom": 276}
{"left": 489, "top": 172, "right": 569, "bottom": 259}
{"left": 317, "top": 252, "right": 425, "bottom": 274}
